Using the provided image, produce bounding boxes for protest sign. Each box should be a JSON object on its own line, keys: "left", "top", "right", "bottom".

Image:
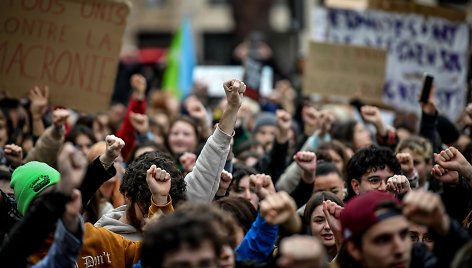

{"left": 193, "top": 66, "right": 273, "bottom": 97}
{"left": 0, "top": 0, "right": 130, "bottom": 113}
{"left": 312, "top": 8, "right": 469, "bottom": 119}
{"left": 303, "top": 42, "right": 386, "bottom": 104}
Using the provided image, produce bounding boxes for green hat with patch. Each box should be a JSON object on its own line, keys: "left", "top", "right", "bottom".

{"left": 10, "top": 161, "right": 60, "bottom": 215}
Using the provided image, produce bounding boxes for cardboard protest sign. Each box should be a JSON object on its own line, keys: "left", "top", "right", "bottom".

{"left": 303, "top": 41, "right": 386, "bottom": 104}
{"left": 312, "top": 8, "right": 469, "bottom": 119}
{"left": 0, "top": 0, "right": 130, "bottom": 113}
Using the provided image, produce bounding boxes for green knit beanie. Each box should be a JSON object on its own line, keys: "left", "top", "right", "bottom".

{"left": 10, "top": 161, "right": 60, "bottom": 215}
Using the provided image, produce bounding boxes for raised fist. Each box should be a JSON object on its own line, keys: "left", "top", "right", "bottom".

{"left": 146, "top": 164, "right": 171, "bottom": 206}
{"left": 223, "top": 79, "right": 246, "bottom": 109}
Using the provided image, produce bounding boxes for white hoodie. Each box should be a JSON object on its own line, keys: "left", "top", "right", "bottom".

{"left": 94, "top": 205, "right": 141, "bottom": 241}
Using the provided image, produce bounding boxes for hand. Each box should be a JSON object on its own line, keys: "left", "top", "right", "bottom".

{"left": 185, "top": 96, "right": 209, "bottom": 123}
{"left": 146, "top": 165, "right": 171, "bottom": 206}
{"left": 396, "top": 152, "right": 414, "bottom": 178}
{"left": 52, "top": 109, "right": 70, "bottom": 129}
{"left": 129, "top": 112, "right": 149, "bottom": 134}
{"left": 260, "top": 191, "right": 297, "bottom": 225}
{"left": 275, "top": 109, "right": 292, "bottom": 143}
{"left": 28, "top": 86, "right": 49, "bottom": 116}
{"left": 386, "top": 175, "right": 411, "bottom": 195}
{"left": 322, "top": 200, "right": 343, "bottom": 247}
{"left": 4, "top": 144, "right": 23, "bottom": 167}
{"left": 99, "top": 135, "right": 125, "bottom": 167}
{"left": 317, "top": 110, "right": 335, "bottom": 137}
{"left": 131, "top": 74, "right": 146, "bottom": 100}
{"left": 434, "top": 147, "right": 472, "bottom": 178}
{"left": 57, "top": 143, "right": 88, "bottom": 195}
{"left": 63, "top": 189, "right": 82, "bottom": 234}
{"left": 431, "top": 164, "right": 459, "bottom": 184}
{"left": 361, "top": 105, "right": 382, "bottom": 125}
{"left": 179, "top": 152, "right": 197, "bottom": 173}
{"left": 223, "top": 79, "right": 246, "bottom": 109}
{"left": 403, "top": 190, "right": 450, "bottom": 235}
{"left": 294, "top": 151, "right": 317, "bottom": 184}
{"left": 361, "top": 105, "right": 386, "bottom": 136}
{"left": 249, "top": 174, "right": 275, "bottom": 200}
{"left": 278, "top": 235, "right": 325, "bottom": 268}
{"left": 216, "top": 170, "right": 233, "bottom": 197}
{"left": 301, "top": 106, "right": 319, "bottom": 136}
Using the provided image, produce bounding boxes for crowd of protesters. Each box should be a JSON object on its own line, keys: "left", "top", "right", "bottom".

{"left": 2, "top": 64, "right": 472, "bottom": 268}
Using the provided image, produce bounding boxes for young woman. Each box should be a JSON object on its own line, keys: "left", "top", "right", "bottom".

{"left": 303, "top": 191, "right": 344, "bottom": 261}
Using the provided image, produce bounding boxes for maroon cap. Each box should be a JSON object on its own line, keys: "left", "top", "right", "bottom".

{"left": 340, "top": 191, "right": 402, "bottom": 240}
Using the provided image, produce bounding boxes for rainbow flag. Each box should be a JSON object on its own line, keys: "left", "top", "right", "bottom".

{"left": 162, "top": 17, "right": 196, "bottom": 99}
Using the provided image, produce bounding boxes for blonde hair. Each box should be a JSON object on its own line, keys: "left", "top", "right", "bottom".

{"left": 396, "top": 136, "right": 433, "bottom": 162}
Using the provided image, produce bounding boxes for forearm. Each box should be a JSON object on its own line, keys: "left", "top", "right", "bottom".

{"left": 185, "top": 127, "right": 232, "bottom": 201}
{"left": 373, "top": 120, "right": 387, "bottom": 137}
{"left": 31, "top": 115, "right": 45, "bottom": 137}
{"left": 116, "top": 97, "right": 146, "bottom": 159}
{"left": 254, "top": 141, "right": 287, "bottom": 179}
{"left": 419, "top": 110, "right": 440, "bottom": 152}
{"left": 275, "top": 161, "right": 303, "bottom": 193}
{"left": 23, "top": 126, "right": 64, "bottom": 165}
{"left": 79, "top": 157, "right": 116, "bottom": 208}
{"left": 218, "top": 106, "right": 239, "bottom": 136}
{"left": 459, "top": 164, "right": 472, "bottom": 181}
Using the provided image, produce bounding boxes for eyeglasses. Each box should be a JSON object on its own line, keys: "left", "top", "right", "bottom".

{"left": 363, "top": 176, "right": 389, "bottom": 188}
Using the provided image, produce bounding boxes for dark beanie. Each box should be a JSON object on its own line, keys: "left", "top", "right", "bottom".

{"left": 253, "top": 112, "right": 276, "bottom": 134}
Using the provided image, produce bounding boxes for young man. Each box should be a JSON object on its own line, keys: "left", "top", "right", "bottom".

{"left": 335, "top": 190, "right": 469, "bottom": 268}
{"left": 346, "top": 145, "right": 411, "bottom": 201}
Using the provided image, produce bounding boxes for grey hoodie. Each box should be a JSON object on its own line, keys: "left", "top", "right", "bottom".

{"left": 94, "top": 205, "right": 141, "bottom": 241}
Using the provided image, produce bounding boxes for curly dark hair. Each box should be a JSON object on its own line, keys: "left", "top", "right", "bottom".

{"left": 121, "top": 151, "right": 187, "bottom": 212}
{"left": 346, "top": 145, "right": 401, "bottom": 201}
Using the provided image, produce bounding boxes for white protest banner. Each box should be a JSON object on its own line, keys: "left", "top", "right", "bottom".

{"left": 193, "top": 66, "right": 273, "bottom": 97}
{"left": 311, "top": 8, "right": 469, "bottom": 119}
{"left": 0, "top": 0, "right": 131, "bottom": 113}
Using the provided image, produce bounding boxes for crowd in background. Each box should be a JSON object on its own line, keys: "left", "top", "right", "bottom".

{"left": 2, "top": 54, "right": 472, "bottom": 268}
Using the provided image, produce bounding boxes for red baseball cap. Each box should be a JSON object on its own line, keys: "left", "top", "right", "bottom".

{"left": 340, "top": 191, "right": 402, "bottom": 240}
